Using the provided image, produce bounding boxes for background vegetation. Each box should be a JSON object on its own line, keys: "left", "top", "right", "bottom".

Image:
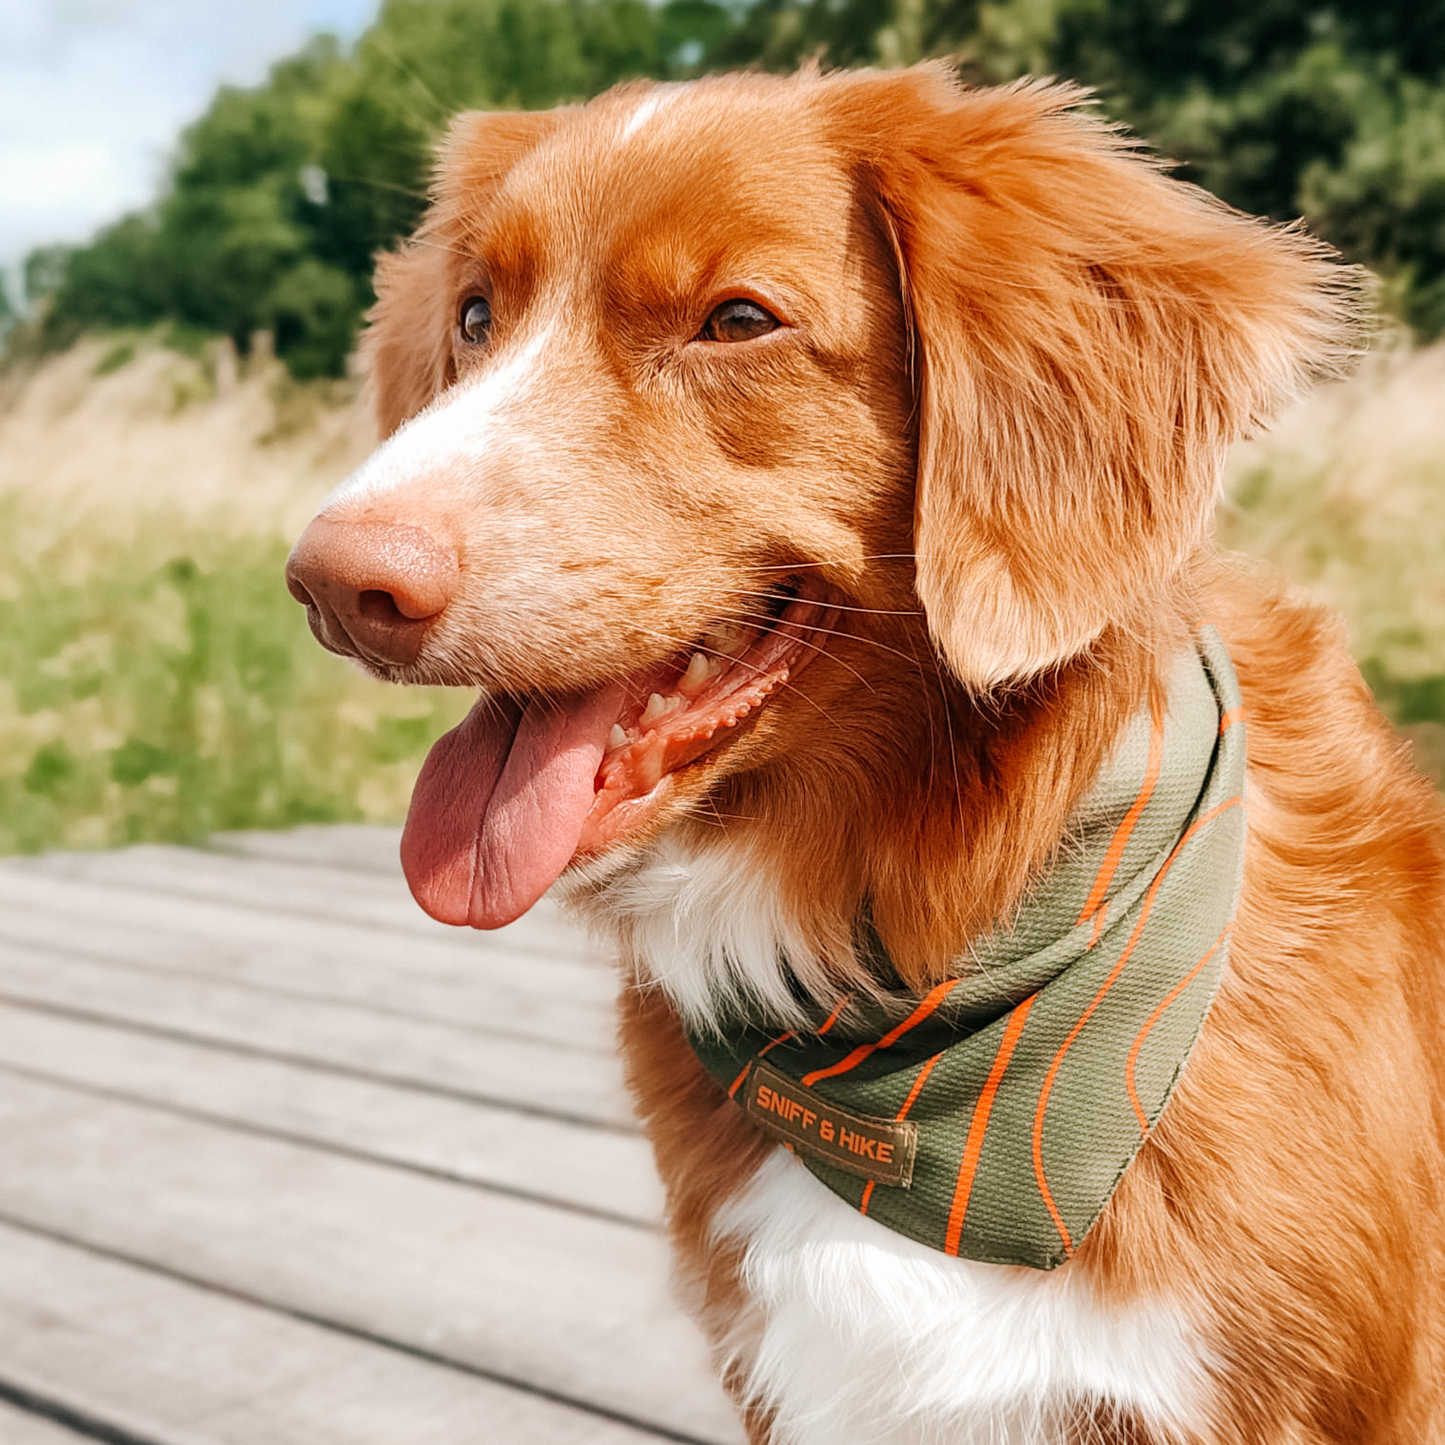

{"left": 3, "top": 0, "right": 1444, "bottom": 856}
{"left": 15, "top": 0, "right": 1445, "bottom": 373}
{"left": 0, "top": 336, "right": 469, "bottom": 855}
{"left": 0, "top": 516, "right": 466, "bottom": 855}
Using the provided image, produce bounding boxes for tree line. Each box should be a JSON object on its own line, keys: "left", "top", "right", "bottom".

{"left": 15, "top": 0, "right": 1445, "bottom": 378}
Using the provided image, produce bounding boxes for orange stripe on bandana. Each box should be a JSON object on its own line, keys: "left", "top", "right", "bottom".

{"left": 860, "top": 1049, "right": 947, "bottom": 1217}
{"left": 1076, "top": 689, "right": 1166, "bottom": 944}
{"left": 1126, "top": 925, "right": 1231, "bottom": 1136}
{"left": 801, "top": 977, "right": 966, "bottom": 1088}
{"left": 944, "top": 993, "right": 1038, "bottom": 1253}
{"left": 729, "top": 993, "right": 853, "bottom": 1098}
{"left": 1032, "top": 795, "right": 1243, "bottom": 1255}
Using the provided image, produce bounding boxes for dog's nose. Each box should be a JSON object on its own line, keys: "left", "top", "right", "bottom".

{"left": 286, "top": 517, "right": 460, "bottom": 667}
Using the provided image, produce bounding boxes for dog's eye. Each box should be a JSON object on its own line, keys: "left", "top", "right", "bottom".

{"left": 699, "top": 299, "right": 781, "bottom": 343}
{"left": 459, "top": 296, "right": 492, "bottom": 345}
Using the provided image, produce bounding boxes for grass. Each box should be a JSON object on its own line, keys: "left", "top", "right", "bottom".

{"left": 0, "top": 494, "right": 469, "bottom": 854}
{"left": 1220, "top": 341, "right": 1445, "bottom": 785}
{"left": 0, "top": 333, "right": 469, "bottom": 856}
{"left": 93, "top": 341, "right": 136, "bottom": 377}
{"left": 1, "top": 327, "right": 1443, "bottom": 858}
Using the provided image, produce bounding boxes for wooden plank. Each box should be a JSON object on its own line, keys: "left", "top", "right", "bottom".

{"left": 18, "top": 838, "right": 457, "bottom": 937}
{"left": 0, "top": 1073, "right": 742, "bottom": 1444}
{"left": 15, "top": 838, "right": 594, "bottom": 960}
{"left": 0, "top": 1399, "right": 94, "bottom": 1444}
{"left": 0, "top": 1221, "right": 682, "bottom": 1445}
{"left": 0, "top": 867, "right": 617, "bottom": 1050}
{"left": 0, "top": 937, "right": 633, "bottom": 1129}
{"left": 0, "top": 1000, "right": 663, "bottom": 1226}
{"left": 208, "top": 824, "right": 413, "bottom": 872}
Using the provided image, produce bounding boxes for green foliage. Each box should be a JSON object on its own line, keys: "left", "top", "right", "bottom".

{"left": 26, "top": 0, "right": 735, "bottom": 380}
{"left": 309, "top": 88, "right": 430, "bottom": 280}
{"left": 0, "top": 278, "right": 15, "bottom": 351}
{"left": 23, "top": 246, "right": 69, "bottom": 305}
{"left": 1138, "top": 46, "right": 1366, "bottom": 223}
{"left": 1043, "top": 5, "right": 1445, "bottom": 335}
{"left": 1048, "top": 0, "right": 1445, "bottom": 104}
{"left": 270, "top": 259, "right": 360, "bottom": 379}
{"left": 0, "top": 497, "right": 468, "bottom": 855}
{"left": 709, "top": 0, "right": 901, "bottom": 70}
{"left": 1299, "top": 75, "right": 1445, "bottom": 337}
{"left": 93, "top": 341, "right": 137, "bottom": 377}
{"left": 21, "top": 0, "right": 1445, "bottom": 357}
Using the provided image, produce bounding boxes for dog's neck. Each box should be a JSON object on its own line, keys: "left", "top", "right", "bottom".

{"left": 863, "top": 633, "right": 1162, "bottom": 986}
{"left": 678, "top": 627, "right": 1247, "bottom": 1267}
{"left": 565, "top": 605, "right": 1200, "bottom": 1036}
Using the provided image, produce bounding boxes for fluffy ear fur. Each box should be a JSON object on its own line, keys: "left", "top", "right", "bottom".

{"left": 822, "top": 64, "right": 1358, "bottom": 690}
{"left": 363, "top": 236, "right": 457, "bottom": 439}
{"left": 362, "top": 109, "right": 563, "bottom": 438}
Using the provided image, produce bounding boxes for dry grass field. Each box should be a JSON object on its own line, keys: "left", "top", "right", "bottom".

{"left": 0, "top": 328, "right": 1442, "bottom": 857}
{"left": 0, "top": 334, "right": 468, "bottom": 855}
{"left": 1220, "top": 341, "right": 1445, "bottom": 785}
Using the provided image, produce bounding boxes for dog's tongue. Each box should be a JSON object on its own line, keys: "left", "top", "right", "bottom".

{"left": 401, "top": 685, "right": 625, "bottom": 929}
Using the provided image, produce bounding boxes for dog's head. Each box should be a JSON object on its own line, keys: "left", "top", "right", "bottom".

{"left": 286, "top": 64, "right": 1351, "bottom": 933}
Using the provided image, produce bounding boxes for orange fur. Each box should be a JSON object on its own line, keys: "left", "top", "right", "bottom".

{"left": 308, "top": 62, "right": 1445, "bottom": 1443}
{"left": 1083, "top": 568, "right": 1445, "bottom": 1442}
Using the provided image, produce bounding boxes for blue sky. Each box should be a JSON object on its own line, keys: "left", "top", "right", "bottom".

{"left": 0, "top": 0, "right": 382, "bottom": 296}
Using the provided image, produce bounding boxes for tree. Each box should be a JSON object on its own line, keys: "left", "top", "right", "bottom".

{"left": 0, "top": 274, "right": 15, "bottom": 351}
{"left": 22, "top": 0, "right": 1445, "bottom": 368}
{"left": 26, "top": 0, "right": 747, "bottom": 377}
{"left": 1301, "top": 75, "right": 1445, "bottom": 336}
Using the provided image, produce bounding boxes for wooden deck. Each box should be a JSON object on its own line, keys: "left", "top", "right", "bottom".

{"left": 0, "top": 827, "right": 745, "bottom": 1445}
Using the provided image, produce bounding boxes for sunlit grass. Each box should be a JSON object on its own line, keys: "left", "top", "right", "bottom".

{"left": 1220, "top": 341, "right": 1445, "bottom": 784}
{"left": 0, "top": 496, "right": 469, "bottom": 854}
{"left": 0, "top": 336, "right": 470, "bottom": 855}
{"left": 2, "top": 328, "right": 1443, "bottom": 859}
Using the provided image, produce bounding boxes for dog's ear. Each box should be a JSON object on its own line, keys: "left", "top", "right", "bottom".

{"left": 364, "top": 235, "right": 456, "bottom": 438}
{"left": 363, "top": 109, "right": 563, "bottom": 439}
{"left": 823, "top": 65, "right": 1356, "bottom": 690}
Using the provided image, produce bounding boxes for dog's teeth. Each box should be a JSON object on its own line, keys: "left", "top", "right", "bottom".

{"left": 640, "top": 692, "right": 683, "bottom": 728}
{"left": 700, "top": 621, "right": 748, "bottom": 658}
{"left": 679, "top": 651, "right": 722, "bottom": 697}
{"left": 607, "top": 724, "right": 628, "bottom": 751}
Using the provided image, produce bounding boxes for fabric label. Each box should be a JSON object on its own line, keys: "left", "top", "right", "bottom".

{"left": 744, "top": 1061, "right": 917, "bottom": 1187}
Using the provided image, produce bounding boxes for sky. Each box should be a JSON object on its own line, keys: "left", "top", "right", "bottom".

{"left": 0, "top": 0, "right": 383, "bottom": 300}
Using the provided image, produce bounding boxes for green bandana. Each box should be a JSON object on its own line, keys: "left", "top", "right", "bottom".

{"left": 686, "top": 627, "right": 1246, "bottom": 1270}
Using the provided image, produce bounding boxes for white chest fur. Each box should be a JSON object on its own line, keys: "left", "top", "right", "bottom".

{"left": 567, "top": 834, "right": 1214, "bottom": 1444}
{"left": 713, "top": 1151, "right": 1211, "bottom": 1445}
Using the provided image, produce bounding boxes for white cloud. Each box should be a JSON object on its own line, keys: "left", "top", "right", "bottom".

{"left": 0, "top": 0, "right": 381, "bottom": 288}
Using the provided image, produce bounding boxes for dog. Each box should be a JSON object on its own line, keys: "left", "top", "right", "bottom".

{"left": 285, "top": 63, "right": 1445, "bottom": 1444}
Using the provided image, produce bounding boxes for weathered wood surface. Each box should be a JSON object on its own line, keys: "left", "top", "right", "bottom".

{"left": 0, "top": 827, "right": 744, "bottom": 1445}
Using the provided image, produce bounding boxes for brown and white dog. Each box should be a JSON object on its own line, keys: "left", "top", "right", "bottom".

{"left": 286, "top": 64, "right": 1445, "bottom": 1444}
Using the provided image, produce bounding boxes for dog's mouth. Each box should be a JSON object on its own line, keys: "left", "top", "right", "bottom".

{"left": 400, "top": 577, "right": 841, "bottom": 928}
